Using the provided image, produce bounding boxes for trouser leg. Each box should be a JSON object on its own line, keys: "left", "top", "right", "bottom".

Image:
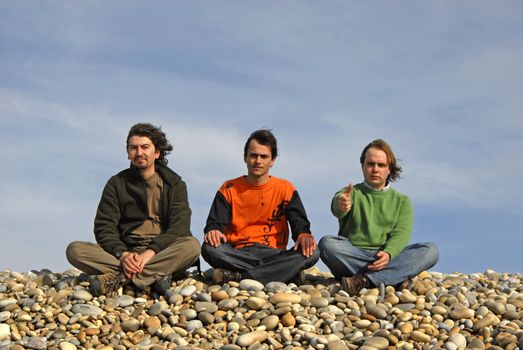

{"left": 243, "top": 244, "right": 320, "bottom": 284}
{"left": 66, "top": 241, "right": 120, "bottom": 275}
{"left": 133, "top": 236, "right": 201, "bottom": 289}
{"left": 201, "top": 243, "right": 263, "bottom": 271}
{"left": 202, "top": 242, "right": 319, "bottom": 284}
{"left": 319, "top": 236, "right": 439, "bottom": 286}
{"left": 367, "top": 242, "right": 439, "bottom": 286}
{"left": 319, "top": 236, "right": 376, "bottom": 279}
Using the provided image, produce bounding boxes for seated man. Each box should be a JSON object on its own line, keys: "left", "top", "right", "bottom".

{"left": 202, "top": 129, "right": 319, "bottom": 285}
{"left": 319, "top": 139, "right": 439, "bottom": 295}
{"left": 66, "top": 123, "right": 200, "bottom": 295}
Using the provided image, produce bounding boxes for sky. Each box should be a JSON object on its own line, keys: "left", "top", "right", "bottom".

{"left": 1, "top": 1, "right": 522, "bottom": 275}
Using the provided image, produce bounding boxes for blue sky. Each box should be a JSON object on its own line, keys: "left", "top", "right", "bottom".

{"left": 1, "top": 1, "right": 522, "bottom": 274}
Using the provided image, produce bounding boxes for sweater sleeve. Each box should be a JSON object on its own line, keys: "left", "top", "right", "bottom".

{"left": 204, "top": 191, "right": 231, "bottom": 234}
{"left": 93, "top": 177, "right": 127, "bottom": 256}
{"left": 286, "top": 191, "right": 312, "bottom": 241}
{"left": 383, "top": 195, "right": 413, "bottom": 259}
{"left": 148, "top": 179, "right": 192, "bottom": 253}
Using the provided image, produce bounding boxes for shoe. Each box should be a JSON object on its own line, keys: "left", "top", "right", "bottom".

{"left": 396, "top": 279, "right": 411, "bottom": 290}
{"left": 154, "top": 274, "right": 173, "bottom": 294}
{"left": 341, "top": 275, "right": 372, "bottom": 296}
{"left": 290, "top": 270, "right": 306, "bottom": 285}
{"left": 89, "top": 272, "right": 125, "bottom": 297}
{"left": 212, "top": 268, "right": 241, "bottom": 284}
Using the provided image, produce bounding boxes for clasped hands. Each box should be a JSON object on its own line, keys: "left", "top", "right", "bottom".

{"left": 119, "top": 249, "right": 156, "bottom": 279}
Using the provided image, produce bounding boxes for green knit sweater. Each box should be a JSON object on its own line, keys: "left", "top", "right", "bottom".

{"left": 331, "top": 182, "right": 413, "bottom": 259}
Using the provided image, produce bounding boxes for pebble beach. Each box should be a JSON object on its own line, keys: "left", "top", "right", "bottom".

{"left": 0, "top": 268, "right": 522, "bottom": 350}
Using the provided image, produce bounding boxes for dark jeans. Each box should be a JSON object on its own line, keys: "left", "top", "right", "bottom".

{"left": 202, "top": 242, "right": 320, "bottom": 284}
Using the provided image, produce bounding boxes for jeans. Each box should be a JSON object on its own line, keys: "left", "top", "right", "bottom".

{"left": 202, "top": 242, "right": 320, "bottom": 284}
{"left": 319, "top": 235, "right": 439, "bottom": 286}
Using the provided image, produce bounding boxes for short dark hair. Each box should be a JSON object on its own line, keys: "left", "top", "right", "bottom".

{"left": 243, "top": 129, "right": 278, "bottom": 159}
{"left": 360, "top": 139, "right": 402, "bottom": 182}
{"left": 126, "top": 123, "right": 173, "bottom": 166}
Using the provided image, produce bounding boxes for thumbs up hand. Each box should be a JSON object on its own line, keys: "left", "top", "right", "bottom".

{"left": 337, "top": 183, "right": 353, "bottom": 214}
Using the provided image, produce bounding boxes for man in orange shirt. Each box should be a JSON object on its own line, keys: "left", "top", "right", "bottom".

{"left": 202, "top": 129, "right": 319, "bottom": 284}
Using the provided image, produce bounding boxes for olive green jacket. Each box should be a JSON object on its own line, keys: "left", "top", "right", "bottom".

{"left": 94, "top": 164, "right": 192, "bottom": 258}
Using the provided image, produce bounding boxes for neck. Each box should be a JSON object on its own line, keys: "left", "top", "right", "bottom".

{"left": 246, "top": 174, "right": 270, "bottom": 186}
{"left": 139, "top": 167, "right": 157, "bottom": 180}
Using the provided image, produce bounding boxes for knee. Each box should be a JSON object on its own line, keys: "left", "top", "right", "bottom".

{"left": 201, "top": 242, "right": 225, "bottom": 264}
{"left": 183, "top": 237, "right": 202, "bottom": 257}
{"left": 65, "top": 241, "right": 81, "bottom": 264}
{"left": 318, "top": 235, "right": 338, "bottom": 252}
{"left": 424, "top": 242, "right": 439, "bottom": 267}
{"left": 318, "top": 235, "right": 343, "bottom": 260}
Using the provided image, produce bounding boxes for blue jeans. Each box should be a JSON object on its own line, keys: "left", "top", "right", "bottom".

{"left": 202, "top": 242, "right": 320, "bottom": 284}
{"left": 319, "top": 235, "right": 439, "bottom": 286}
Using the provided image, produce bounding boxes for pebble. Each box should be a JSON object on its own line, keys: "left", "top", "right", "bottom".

{"left": 239, "top": 279, "right": 264, "bottom": 291}
{"left": 237, "top": 330, "right": 268, "bottom": 347}
{"left": 0, "top": 324, "right": 10, "bottom": 340}
{"left": 0, "top": 268, "right": 520, "bottom": 350}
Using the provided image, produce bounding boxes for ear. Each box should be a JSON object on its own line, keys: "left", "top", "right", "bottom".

{"left": 155, "top": 149, "right": 160, "bottom": 159}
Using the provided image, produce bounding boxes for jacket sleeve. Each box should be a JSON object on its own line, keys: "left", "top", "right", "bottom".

{"left": 93, "top": 177, "right": 127, "bottom": 256}
{"left": 383, "top": 196, "right": 413, "bottom": 259}
{"left": 204, "top": 191, "right": 231, "bottom": 234}
{"left": 286, "top": 191, "right": 312, "bottom": 241}
{"left": 148, "top": 179, "right": 192, "bottom": 253}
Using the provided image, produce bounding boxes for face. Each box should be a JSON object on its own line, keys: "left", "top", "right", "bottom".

{"left": 362, "top": 147, "right": 390, "bottom": 190}
{"left": 127, "top": 135, "right": 160, "bottom": 173}
{"left": 244, "top": 139, "right": 274, "bottom": 181}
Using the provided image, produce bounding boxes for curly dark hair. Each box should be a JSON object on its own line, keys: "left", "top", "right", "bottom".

{"left": 126, "top": 123, "right": 173, "bottom": 166}
{"left": 360, "top": 139, "right": 402, "bottom": 183}
{"left": 243, "top": 129, "right": 278, "bottom": 160}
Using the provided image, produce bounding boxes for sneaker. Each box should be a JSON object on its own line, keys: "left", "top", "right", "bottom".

{"left": 341, "top": 275, "right": 372, "bottom": 296}
{"left": 153, "top": 274, "right": 173, "bottom": 295}
{"left": 89, "top": 272, "right": 125, "bottom": 297}
{"left": 212, "top": 268, "right": 241, "bottom": 284}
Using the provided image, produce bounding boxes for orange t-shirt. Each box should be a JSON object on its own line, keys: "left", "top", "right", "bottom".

{"left": 207, "top": 176, "right": 311, "bottom": 249}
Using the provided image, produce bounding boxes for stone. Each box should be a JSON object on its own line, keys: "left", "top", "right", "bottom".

{"left": 195, "top": 301, "right": 219, "bottom": 313}
{"left": 0, "top": 324, "right": 10, "bottom": 340}
{"left": 261, "top": 315, "right": 280, "bottom": 330}
{"left": 270, "top": 292, "right": 301, "bottom": 304}
{"left": 237, "top": 330, "right": 268, "bottom": 347}
{"left": 72, "top": 290, "right": 93, "bottom": 301}
{"left": 58, "top": 342, "right": 77, "bottom": 350}
{"left": 239, "top": 279, "right": 264, "bottom": 291}
{"left": 70, "top": 304, "right": 104, "bottom": 317}
{"left": 362, "top": 336, "right": 389, "bottom": 350}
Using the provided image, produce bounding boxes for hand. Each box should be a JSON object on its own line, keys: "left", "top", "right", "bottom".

{"left": 135, "top": 249, "right": 156, "bottom": 270}
{"left": 337, "top": 183, "right": 353, "bottom": 214}
{"left": 368, "top": 251, "right": 390, "bottom": 271}
{"left": 205, "top": 230, "right": 227, "bottom": 247}
{"left": 293, "top": 233, "right": 317, "bottom": 257}
{"left": 120, "top": 252, "right": 142, "bottom": 279}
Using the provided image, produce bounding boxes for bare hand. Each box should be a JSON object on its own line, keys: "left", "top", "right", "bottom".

{"left": 337, "top": 183, "right": 353, "bottom": 214}
{"left": 120, "top": 252, "right": 141, "bottom": 279}
{"left": 293, "top": 233, "right": 317, "bottom": 257}
{"left": 368, "top": 251, "right": 390, "bottom": 271}
{"left": 135, "top": 249, "right": 155, "bottom": 270}
{"left": 205, "top": 230, "right": 227, "bottom": 247}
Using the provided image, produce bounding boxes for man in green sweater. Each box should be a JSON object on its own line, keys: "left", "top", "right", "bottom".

{"left": 319, "top": 139, "right": 438, "bottom": 295}
{"left": 66, "top": 123, "right": 200, "bottom": 296}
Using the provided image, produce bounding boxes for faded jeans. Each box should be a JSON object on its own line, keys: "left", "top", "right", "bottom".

{"left": 319, "top": 235, "right": 439, "bottom": 286}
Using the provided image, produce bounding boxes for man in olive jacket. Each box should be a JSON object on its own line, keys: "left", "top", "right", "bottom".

{"left": 67, "top": 123, "right": 200, "bottom": 295}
